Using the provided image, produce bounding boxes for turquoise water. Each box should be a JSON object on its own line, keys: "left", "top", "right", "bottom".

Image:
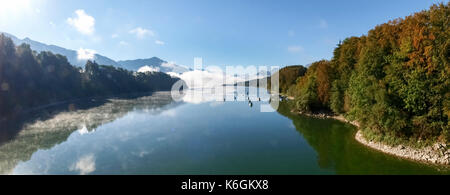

{"left": 0, "top": 91, "right": 448, "bottom": 175}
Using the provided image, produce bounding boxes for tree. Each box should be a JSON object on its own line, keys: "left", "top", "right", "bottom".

{"left": 0, "top": 35, "right": 181, "bottom": 117}
{"left": 286, "top": 2, "right": 449, "bottom": 143}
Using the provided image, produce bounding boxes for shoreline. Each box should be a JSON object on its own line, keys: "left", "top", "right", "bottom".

{"left": 0, "top": 91, "right": 160, "bottom": 121}
{"left": 291, "top": 109, "right": 450, "bottom": 166}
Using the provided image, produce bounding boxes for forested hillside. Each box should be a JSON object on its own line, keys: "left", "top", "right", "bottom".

{"left": 278, "top": 65, "right": 308, "bottom": 94}
{"left": 234, "top": 65, "right": 307, "bottom": 91}
{"left": 285, "top": 3, "right": 449, "bottom": 145}
{"left": 0, "top": 34, "right": 180, "bottom": 117}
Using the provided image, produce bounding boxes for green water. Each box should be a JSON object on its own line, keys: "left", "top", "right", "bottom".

{"left": 0, "top": 91, "right": 448, "bottom": 175}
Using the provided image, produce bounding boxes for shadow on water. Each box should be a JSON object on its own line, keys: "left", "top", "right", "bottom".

{"left": 0, "top": 91, "right": 181, "bottom": 174}
{"left": 276, "top": 101, "right": 450, "bottom": 175}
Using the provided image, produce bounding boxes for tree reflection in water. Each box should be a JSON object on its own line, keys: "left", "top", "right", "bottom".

{"left": 0, "top": 92, "right": 180, "bottom": 174}
{"left": 276, "top": 101, "right": 449, "bottom": 175}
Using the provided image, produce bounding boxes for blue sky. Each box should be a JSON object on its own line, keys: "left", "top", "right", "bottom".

{"left": 0, "top": 0, "right": 446, "bottom": 67}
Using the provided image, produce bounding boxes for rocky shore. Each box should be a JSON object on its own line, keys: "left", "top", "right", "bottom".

{"left": 355, "top": 131, "right": 449, "bottom": 165}
{"left": 291, "top": 109, "right": 450, "bottom": 165}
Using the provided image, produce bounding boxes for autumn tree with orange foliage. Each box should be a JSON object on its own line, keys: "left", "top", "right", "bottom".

{"left": 288, "top": 2, "right": 449, "bottom": 145}
{"left": 293, "top": 60, "right": 333, "bottom": 112}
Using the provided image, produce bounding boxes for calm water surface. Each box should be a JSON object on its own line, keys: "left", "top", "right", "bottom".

{"left": 0, "top": 90, "right": 448, "bottom": 175}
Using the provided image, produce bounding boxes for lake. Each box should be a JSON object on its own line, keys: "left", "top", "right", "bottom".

{"left": 0, "top": 89, "right": 448, "bottom": 175}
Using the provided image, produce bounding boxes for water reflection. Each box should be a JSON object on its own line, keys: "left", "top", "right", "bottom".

{"left": 180, "top": 87, "right": 271, "bottom": 104}
{"left": 69, "top": 154, "right": 96, "bottom": 175}
{"left": 276, "top": 102, "right": 449, "bottom": 174}
{"left": 0, "top": 92, "right": 179, "bottom": 174}
{"left": 1, "top": 90, "right": 448, "bottom": 175}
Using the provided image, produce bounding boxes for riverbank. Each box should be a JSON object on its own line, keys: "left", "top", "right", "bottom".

{"left": 290, "top": 109, "right": 450, "bottom": 165}
{"left": 0, "top": 91, "right": 160, "bottom": 122}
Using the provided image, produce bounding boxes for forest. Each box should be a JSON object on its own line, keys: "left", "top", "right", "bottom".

{"left": 284, "top": 3, "right": 449, "bottom": 146}
{"left": 0, "top": 34, "right": 180, "bottom": 117}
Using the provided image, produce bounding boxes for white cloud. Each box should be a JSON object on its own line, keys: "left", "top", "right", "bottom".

{"left": 288, "top": 45, "right": 304, "bottom": 53}
{"left": 161, "top": 62, "right": 176, "bottom": 68}
{"left": 67, "top": 9, "right": 95, "bottom": 35}
{"left": 169, "top": 69, "right": 241, "bottom": 89}
{"left": 138, "top": 65, "right": 160, "bottom": 73}
{"left": 168, "top": 65, "right": 270, "bottom": 90}
{"left": 119, "top": 41, "right": 129, "bottom": 46}
{"left": 155, "top": 40, "right": 165, "bottom": 45}
{"left": 161, "top": 62, "right": 189, "bottom": 74}
{"left": 319, "top": 19, "right": 328, "bottom": 29}
{"left": 129, "top": 27, "right": 154, "bottom": 39}
{"left": 77, "top": 48, "right": 96, "bottom": 61}
{"left": 70, "top": 154, "right": 96, "bottom": 175}
{"left": 111, "top": 33, "right": 119, "bottom": 38}
{"left": 78, "top": 125, "right": 89, "bottom": 135}
{"left": 168, "top": 66, "right": 273, "bottom": 104}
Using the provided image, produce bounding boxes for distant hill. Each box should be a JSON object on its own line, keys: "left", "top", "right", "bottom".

{"left": 0, "top": 32, "right": 188, "bottom": 73}
{"left": 277, "top": 65, "right": 307, "bottom": 93}
{"left": 229, "top": 65, "right": 307, "bottom": 93}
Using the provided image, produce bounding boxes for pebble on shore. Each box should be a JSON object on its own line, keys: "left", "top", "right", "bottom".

{"left": 355, "top": 130, "right": 449, "bottom": 165}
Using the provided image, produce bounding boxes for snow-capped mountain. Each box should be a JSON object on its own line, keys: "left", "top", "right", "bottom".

{"left": 118, "top": 57, "right": 190, "bottom": 74}
{"left": 0, "top": 32, "right": 189, "bottom": 73}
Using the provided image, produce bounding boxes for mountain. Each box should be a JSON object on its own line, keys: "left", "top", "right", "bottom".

{"left": 0, "top": 34, "right": 183, "bottom": 118}
{"left": 0, "top": 32, "right": 189, "bottom": 74}
{"left": 118, "top": 57, "right": 190, "bottom": 74}
{"left": 1, "top": 32, "right": 119, "bottom": 67}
